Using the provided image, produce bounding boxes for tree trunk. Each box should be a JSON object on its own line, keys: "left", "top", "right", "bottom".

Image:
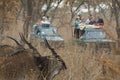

{"left": 0, "top": 1, "right": 5, "bottom": 35}
{"left": 112, "top": 0, "right": 120, "bottom": 38}
{"left": 23, "top": 0, "right": 33, "bottom": 38}
{"left": 87, "top": 0, "right": 91, "bottom": 15}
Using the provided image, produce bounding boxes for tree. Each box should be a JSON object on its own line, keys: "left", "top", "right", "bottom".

{"left": 20, "top": 0, "right": 64, "bottom": 38}
{"left": 0, "top": 0, "right": 20, "bottom": 35}
{"left": 112, "top": 0, "right": 120, "bottom": 38}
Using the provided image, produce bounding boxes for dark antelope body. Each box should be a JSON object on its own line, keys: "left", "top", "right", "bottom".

{"left": 0, "top": 34, "right": 67, "bottom": 80}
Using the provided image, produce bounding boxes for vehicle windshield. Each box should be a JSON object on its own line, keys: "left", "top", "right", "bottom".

{"left": 40, "top": 27, "right": 57, "bottom": 36}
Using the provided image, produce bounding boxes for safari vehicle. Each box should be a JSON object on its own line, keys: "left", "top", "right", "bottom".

{"left": 73, "top": 24, "right": 115, "bottom": 48}
{"left": 31, "top": 24, "right": 64, "bottom": 48}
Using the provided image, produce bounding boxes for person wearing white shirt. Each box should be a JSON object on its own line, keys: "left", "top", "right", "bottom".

{"left": 41, "top": 16, "right": 50, "bottom": 28}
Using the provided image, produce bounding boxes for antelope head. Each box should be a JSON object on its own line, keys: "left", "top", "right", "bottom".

{"left": 19, "top": 34, "right": 67, "bottom": 80}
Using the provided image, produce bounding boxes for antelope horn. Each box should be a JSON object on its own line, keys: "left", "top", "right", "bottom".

{"left": 44, "top": 38, "right": 67, "bottom": 69}
{"left": 44, "top": 38, "right": 58, "bottom": 57}
{"left": 19, "top": 33, "right": 41, "bottom": 57}
{"left": 7, "top": 36, "right": 24, "bottom": 49}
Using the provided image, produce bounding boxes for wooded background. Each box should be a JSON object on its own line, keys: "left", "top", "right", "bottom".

{"left": 0, "top": 0, "right": 120, "bottom": 40}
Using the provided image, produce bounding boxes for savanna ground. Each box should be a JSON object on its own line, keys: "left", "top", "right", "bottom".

{"left": 1, "top": 9, "right": 120, "bottom": 80}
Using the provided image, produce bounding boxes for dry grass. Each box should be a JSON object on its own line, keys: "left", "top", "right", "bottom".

{"left": 0, "top": 50, "right": 41, "bottom": 80}
{"left": 51, "top": 44, "right": 103, "bottom": 80}
{"left": 98, "top": 55, "right": 120, "bottom": 75}
{"left": 95, "top": 76, "right": 111, "bottom": 80}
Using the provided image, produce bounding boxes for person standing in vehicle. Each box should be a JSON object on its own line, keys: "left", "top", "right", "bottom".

{"left": 74, "top": 17, "right": 80, "bottom": 38}
{"left": 96, "top": 15, "right": 104, "bottom": 26}
{"left": 78, "top": 14, "right": 82, "bottom": 23}
{"left": 89, "top": 17, "right": 96, "bottom": 25}
{"left": 85, "top": 14, "right": 93, "bottom": 24}
{"left": 40, "top": 16, "right": 50, "bottom": 28}
{"left": 32, "top": 22, "right": 40, "bottom": 35}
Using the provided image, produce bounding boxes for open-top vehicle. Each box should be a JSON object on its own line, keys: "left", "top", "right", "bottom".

{"left": 74, "top": 24, "right": 113, "bottom": 42}
{"left": 73, "top": 24, "right": 115, "bottom": 49}
{"left": 31, "top": 24, "right": 64, "bottom": 48}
